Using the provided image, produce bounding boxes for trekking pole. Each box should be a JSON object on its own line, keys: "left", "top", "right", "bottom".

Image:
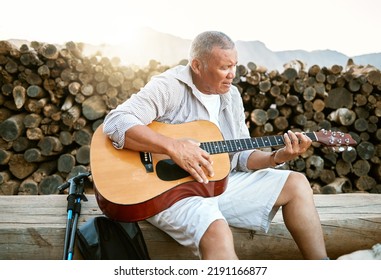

{"left": 58, "top": 172, "right": 91, "bottom": 260}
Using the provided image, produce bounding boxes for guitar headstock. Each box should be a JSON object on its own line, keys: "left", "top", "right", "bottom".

{"left": 314, "top": 129, "right": 357, "bottom": 148}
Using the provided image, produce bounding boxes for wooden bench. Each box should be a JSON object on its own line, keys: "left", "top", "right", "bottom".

{"left": 0, "top": 193, "right": 380, "bottom": 260}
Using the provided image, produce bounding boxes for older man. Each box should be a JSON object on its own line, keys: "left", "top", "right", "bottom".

{"left": 103, "top": 31, "right": 328, "bottom": 260}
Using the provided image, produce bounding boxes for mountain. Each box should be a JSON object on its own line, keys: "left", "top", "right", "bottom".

{"left": 82, "top": 28, "right": 381, "bottom": 71}
{"left": 82, "top": 28, "right": 191, "bottom": 67}
{"left": 8, "top": 28, "right": 381, "bottom": 71}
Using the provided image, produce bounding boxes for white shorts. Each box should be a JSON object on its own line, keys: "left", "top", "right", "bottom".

{"left": 146, "top": 168, "right": 291, "bottom": 256}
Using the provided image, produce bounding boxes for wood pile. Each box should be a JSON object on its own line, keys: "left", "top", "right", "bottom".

{"left": 0, "top": 40, "right": 168, "bottom": 195}
{"left": 0, "top": 40, "right": 380, "bottom": 195}
{"left": 235, "top": 59, "right": 381, "bottom": 194}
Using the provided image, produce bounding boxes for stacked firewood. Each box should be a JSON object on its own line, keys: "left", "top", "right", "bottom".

{"left": 235, "top": 60, "right": 381, "bottom": 194}
{"left": 0, "top": 40, "right": 168, "bottom": 195}
{"left": 0, "top": 40, "right": 380, "bottom": 195}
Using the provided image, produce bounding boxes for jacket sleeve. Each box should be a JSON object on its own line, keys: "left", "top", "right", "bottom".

{"left": 103, "top": 76, "right": 173, "bottom": 149}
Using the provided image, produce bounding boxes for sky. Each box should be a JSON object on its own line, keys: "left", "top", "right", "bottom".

{"left": 0, "top": 0, "right": 380, "bottom": 57}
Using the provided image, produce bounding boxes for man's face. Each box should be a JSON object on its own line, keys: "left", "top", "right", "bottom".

{"left": 194, "top": 47, "right": 238, "bottom": 94}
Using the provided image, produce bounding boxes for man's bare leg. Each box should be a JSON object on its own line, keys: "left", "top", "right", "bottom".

{"left": 199, "top": 219, "right": 238, "bottom": 260}
{"left": 276, "top": 172, "right": 328, "bottom": 259}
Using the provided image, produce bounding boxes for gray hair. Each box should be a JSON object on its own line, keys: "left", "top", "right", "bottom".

{"left": 189, "top": 31, "right": 235, "bottom": 62}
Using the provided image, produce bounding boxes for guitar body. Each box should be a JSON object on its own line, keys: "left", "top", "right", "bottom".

{"left": 90, "top": 121, "right": 230, "bottom": 222}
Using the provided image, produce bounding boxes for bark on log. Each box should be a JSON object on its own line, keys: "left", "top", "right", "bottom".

{"left": 61, "top": 105, "right": 81, "bottom": 127}
{"left": 0, "top": 179, "right": 19, "bottom": 195}
{"left": 26, "top": 127, "right": 44, "bottom": 140}
{"left": 353, "top": 160, "right": 371, "bottom": 177}
{"left": 8, "top": 154, "right": 38, "bottom": 179}
{"left": 0, "top": 114, "right": 26, "bottom": 141}
{"left": 76, "top": 145, "right": 90, "bottom": 165}
{"left": 320, "top": 169, "right": 336, "bottom": 184}
{"left": 73, "top": 127, "right": 93, "bottom": 146}
{"left": 24, "top": 148, "right": 49, "bottom": 163}
{"left": 57, "top": 154, "right": 76, "bottom": 173}
{"left": 306, "top": 155, "right": 324, "bottom": 179}
{"left": 327, "top": 108, "right": 356, "bottom": 126}
{"left": 12, "top": 85, "right": 26, "bottom": 109}
{"left": 325, "top": 87, "right": 353, "bottom": 109}
{"left": 356, "top": 141, "right": 375, "bottom": 160}
{"left": 32, "top": 161, "right": 57, "bottom": 183}
{"left": 23, "top": 113, "right": 42, "bottom": 128}
{"left": 59, "top": 131, "right": 73, "bottom": 146}
{"left": 26, "top": 85, "right": 46, "bottom": 98}
{"left": 19, "top": 178, "right": 39, "bottom": 195}
{"left": 355, "top": 176, "right": 377, "bottom": 192}
{"left": 38, "top": 174, "right": 63, "bottom": 194}
{"left": 38, "top": 44, "right": 59, "bottom": 60}
{"left": 68, "top": 82, "right": 81, "bottom": 95}
{"left": 0, "top": 108, "right": 12, "bottom": 123}
{"left": 324, "top": 176, "right": 353, "bottom": 193}
{"left": 0, "top": 171, "right": 11, "bottom": 184}
{"left": 81, "top": 95, "right": 107, "bottom": 120}
{"left": 0, "top": 150, "right": 12, "bottom": 165}
{"left": 342, "top": 148, "right": 358, "bottom": 163}
{"left": 37, "top": 136, "right": 63, "bottom": 156}
{"left": 250, "top": 109, "right": 268, "bottom": 126}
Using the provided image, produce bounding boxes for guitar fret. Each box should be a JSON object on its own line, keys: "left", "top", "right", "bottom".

{"left": 204, "top": 142, "right": 209, "bottom": 153}
{"left": 211, "top": 142, "right": 218, "bottom": 154}
{"left": 227, "top": 140, "right": 233, "bottom": 153}
{"left": 263, "top": 136, "right": 270, "bottom": 147}
{"left": 235, "top": 140, "right": 243, "bottom": 151}
{"left": 244, "top": 138, "right": 252, "bottom": 150}
{"left": 269, "top": 136, "right": 278, "bottom": 146}
{"left": 209, "top": 142, "right": 218, "bottom": 154}
{"left": 251, "top": 138, "right": 258, "bottom": 149}
{"left": 215, "top": 141, "right": 223, "bottom": 153}
{"left": 201, "top": 142, "right": 210, "bottom": 154}
{"left": 275, "top": 135, "right": 284, "bottom": 145}
{"left": 220, "top": 141, "right": 228, "bottom": 153}
{"left": 256, "top": 137, "right": 265, "bottom": 148}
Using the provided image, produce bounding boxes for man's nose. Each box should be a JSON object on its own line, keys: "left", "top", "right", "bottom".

{"left": 227, "top": 68, "right": 236, "bottom": 79}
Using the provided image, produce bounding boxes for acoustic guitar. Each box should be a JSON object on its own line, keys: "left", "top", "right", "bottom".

{"left": 90, "top": 120, "right": 356, "bottom": 222}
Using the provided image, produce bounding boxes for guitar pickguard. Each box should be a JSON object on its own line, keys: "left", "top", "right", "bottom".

{"left": 156, "top": 159, "right": 190, "bottom": 181}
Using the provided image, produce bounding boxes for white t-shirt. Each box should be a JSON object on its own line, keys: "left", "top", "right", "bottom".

{"left": 197, "top": 90, "right": 221, "bottom": 128}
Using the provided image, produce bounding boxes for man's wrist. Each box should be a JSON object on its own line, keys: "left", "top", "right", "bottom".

{"left": 269, "top": 150, "right": 285, "bottom": 167}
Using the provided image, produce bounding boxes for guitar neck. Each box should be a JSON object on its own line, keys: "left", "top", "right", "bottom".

{"left": 200, "top": 132, "right": 317, "bottom": 154}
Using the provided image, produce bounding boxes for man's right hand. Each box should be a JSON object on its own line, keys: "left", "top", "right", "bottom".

{"left": 168, "top": 138, "right": 214, "bottom": 184}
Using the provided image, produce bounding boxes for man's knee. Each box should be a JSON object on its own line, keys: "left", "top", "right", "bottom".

{"left": 201, "top": 219, "right": 232, "bottom": 244}
{"left": 199, "top": 220, "right": 237, "bottom": 259}
{"left": 278, "top": 172, "right": 312, "bottom": 205}
{"left": 287, "top": 172, "right": 312, "bottom": 193}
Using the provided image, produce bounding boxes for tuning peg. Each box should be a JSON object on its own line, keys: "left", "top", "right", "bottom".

{"left": 332, "top": 147, "right": 344, "bottom": 152}
{"left": 331, "top": 146, "right": 354, "bottom": 152}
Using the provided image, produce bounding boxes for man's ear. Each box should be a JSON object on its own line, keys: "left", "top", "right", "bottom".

{"left": 190, "top": 59, "right": 202, "bottom": 75}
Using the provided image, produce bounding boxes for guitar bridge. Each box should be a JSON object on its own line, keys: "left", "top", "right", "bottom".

{"left": 140, "top": 152, "right": 154, "bottom": 173}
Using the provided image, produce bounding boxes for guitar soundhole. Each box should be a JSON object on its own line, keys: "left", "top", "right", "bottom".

{"left": 156, "top": 159, "right": 190, "bottom": 181}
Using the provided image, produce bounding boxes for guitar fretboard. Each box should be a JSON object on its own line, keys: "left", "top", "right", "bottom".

{"left": 200, "top": 132, "right": 317, "bottom": 155}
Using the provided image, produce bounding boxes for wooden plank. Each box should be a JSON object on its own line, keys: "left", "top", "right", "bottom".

{"left": 0, "top": 194, "right": 380, "bottom": 260}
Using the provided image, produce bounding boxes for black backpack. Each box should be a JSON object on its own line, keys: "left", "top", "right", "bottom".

{"left": 76, "top": 216, "right": 150, "bottom": 260}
